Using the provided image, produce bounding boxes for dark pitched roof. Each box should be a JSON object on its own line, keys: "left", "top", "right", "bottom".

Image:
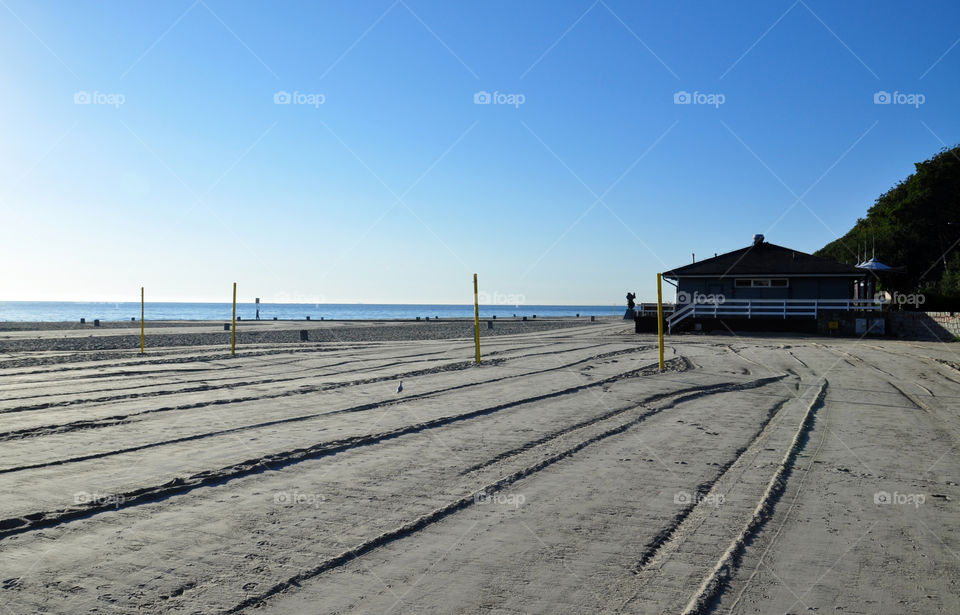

{"left": 663, "top": 242, "right": 864, "bottom": 278}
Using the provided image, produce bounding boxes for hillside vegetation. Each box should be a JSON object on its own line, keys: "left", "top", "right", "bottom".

{"left": 816, "top": 145, "right": 960, "bottom": 303}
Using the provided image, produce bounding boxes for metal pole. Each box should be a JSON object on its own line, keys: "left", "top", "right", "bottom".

{"left": 473, "top": 273, "right": 481, "bottom": 364}
{"left": 140, "top": 287, "right": 145, "bottom": 354}
{"left": 231, "top": 282, "right": 237, "bottom": 356}
{"left": 657, "top": 273, "right": 665, "bottom": 371}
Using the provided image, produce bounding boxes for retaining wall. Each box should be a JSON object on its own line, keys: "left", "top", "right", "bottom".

{"left": 887, "top": 311, "right": 960, "bottom": 341}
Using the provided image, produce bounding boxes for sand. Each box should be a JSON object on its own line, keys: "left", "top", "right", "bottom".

{"left": 0, "top": 318, "right": 600, "bottom": 355}
{"left": 0, "top": 319, "right": 957, "bottom": 613}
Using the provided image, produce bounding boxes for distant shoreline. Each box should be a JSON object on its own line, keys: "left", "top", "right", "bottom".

{"left": 0, "top": 302, "right": 624, "bottom": 323}
{"left": 0, "top": 315, "right": 619, "bottom": 329}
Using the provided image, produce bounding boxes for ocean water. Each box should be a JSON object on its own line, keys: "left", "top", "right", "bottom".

{"left": 0, "top": 302, "right": 623, "bottom": 322}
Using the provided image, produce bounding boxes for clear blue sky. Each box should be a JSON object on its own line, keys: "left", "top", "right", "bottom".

{"left": 2, "top": 1, "right": 958, "bottom": 304}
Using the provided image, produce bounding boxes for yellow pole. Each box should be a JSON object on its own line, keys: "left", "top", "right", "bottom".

{"left": 473, "top": 273, "right": 481, "bottom": 364}
{"left": 657, "top": 273, "right": 665, "bottom": 371}
{"left": 231, "top": 282, "right": 237, "bottom": 356}
{"left": 140, "top": 287, "right": 145, "bottom": 354}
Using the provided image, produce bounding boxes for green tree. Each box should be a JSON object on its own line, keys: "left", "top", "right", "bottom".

{"left": 816, "top": 145, "right": 960, "bottom": 301}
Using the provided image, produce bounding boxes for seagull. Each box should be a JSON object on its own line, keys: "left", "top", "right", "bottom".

{"left": 397, "top": 381, "right": 403, "bottom": 394}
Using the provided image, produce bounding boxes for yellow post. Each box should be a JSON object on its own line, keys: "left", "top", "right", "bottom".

{"left": 657, "top": 273, "right": 665, "bottom": 371}
{"left": 473, "top": 273, "right": 481, "bottom": 364}
{"left": 231, "top": 282, "right": 237, "bottom": 356}
{"left": 140, "top": 287, "right": 145, "bottom": 354}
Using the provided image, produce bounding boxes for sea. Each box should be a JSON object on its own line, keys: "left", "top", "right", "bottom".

{"left": 0, "top": 302, "right": 624, "bottom": 322}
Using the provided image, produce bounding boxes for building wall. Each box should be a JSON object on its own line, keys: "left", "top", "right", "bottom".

{"left": 675, "top": 277, "right": 854, "bottom": 301}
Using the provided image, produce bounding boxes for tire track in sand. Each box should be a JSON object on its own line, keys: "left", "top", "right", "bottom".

{"left": 0, "top": 345, "right": 642, "bottom": 442}
{"left": 0, "top": 341, "right": 620, "bottom": 413}
{"left": 459, "top": 360, "right": 784, "bottom": 476}
{"left": 629, "top": 395, "right": 793, "bottom": 575}
{"left": 680, "top": 381, "right": 829, "bottom": 615}
{"left": 0, "top": 356, "right": 687, "bottom": 539}
{"left": 215, "top": 371, "right": 788, "bottom": 614}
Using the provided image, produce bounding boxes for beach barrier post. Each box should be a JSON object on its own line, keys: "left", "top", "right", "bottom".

{"left": 473, "top": 273, "right": 481, "bottom": 364}
{"left": 140, "top": 287, "right": 145, "bottom": 354}
{"left": 231, "top": 282, "right": 237, "bottom": 356}
{"left": 657, "top": 273, "right": 665, "bottom": 371}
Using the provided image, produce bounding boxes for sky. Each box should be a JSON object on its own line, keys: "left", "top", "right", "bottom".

{"left": 2, "top": 0, "right": 959, "bottom": 304}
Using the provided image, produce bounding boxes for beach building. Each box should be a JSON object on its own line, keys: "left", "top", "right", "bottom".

{"left": 659, "top": 235, "right": 881, "bottom": 333}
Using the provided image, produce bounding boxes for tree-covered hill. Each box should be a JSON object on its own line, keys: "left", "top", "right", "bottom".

{"left": 816, "top": 145, "right": 960, "bottom": 300}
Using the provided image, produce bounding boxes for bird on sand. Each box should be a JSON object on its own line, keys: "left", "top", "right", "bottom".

{"left": 397, "top": 381, "right": 403, "bottom": 394}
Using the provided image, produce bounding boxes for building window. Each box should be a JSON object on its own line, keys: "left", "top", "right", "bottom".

{"left": 735, "top": 278, "right": 789, "bottom": 288}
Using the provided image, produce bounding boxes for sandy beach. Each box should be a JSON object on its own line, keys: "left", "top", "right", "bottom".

{"left": 0, "top": 319, "right": 957, "bottom": 613}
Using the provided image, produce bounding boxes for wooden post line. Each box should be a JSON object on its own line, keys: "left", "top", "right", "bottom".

{"left": 473, "top": 273, "right": 481, "bottom": 364}
{"left": 656, "top": 273, "right": 665, "bottom": 371}
{"left": 140, "top": 287, "right": 145, "bottom": 354}
{"left": 231, "top": 282, "right": 237, "bottom": 356}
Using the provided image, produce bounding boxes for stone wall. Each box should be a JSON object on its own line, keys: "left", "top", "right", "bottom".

{"left": 887, "top": 311, "right": 960, "bottom": 341}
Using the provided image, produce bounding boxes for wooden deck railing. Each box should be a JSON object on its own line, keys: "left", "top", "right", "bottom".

{"left": 665, "top": 298, "right": 883, "bottom": 333}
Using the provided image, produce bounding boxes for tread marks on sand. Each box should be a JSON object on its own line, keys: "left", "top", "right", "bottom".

{"left": 680, "top": 381, "right": 829, "bottom": 615}
{"left": 0, "top": 341, "right": 626, "bottom": 414}
{"left": 218, "top": 370, "right": 789, "bottom": 614}
{"left": 0, "top": 356, "right": 690, "bottom": 539}
{"left": 0, "top": 345, "right": 648, "bottom": 443}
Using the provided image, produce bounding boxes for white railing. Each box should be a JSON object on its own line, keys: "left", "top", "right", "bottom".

{"left": 635, "top": 302, "right": 675, "bottom": 317}
{"left": 666, "top": 299, "right": 882, "bottom": 333}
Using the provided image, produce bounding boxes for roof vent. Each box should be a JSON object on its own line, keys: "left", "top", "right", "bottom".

{"left": 753, "top": 234, "right": 764, "bottom": 245}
